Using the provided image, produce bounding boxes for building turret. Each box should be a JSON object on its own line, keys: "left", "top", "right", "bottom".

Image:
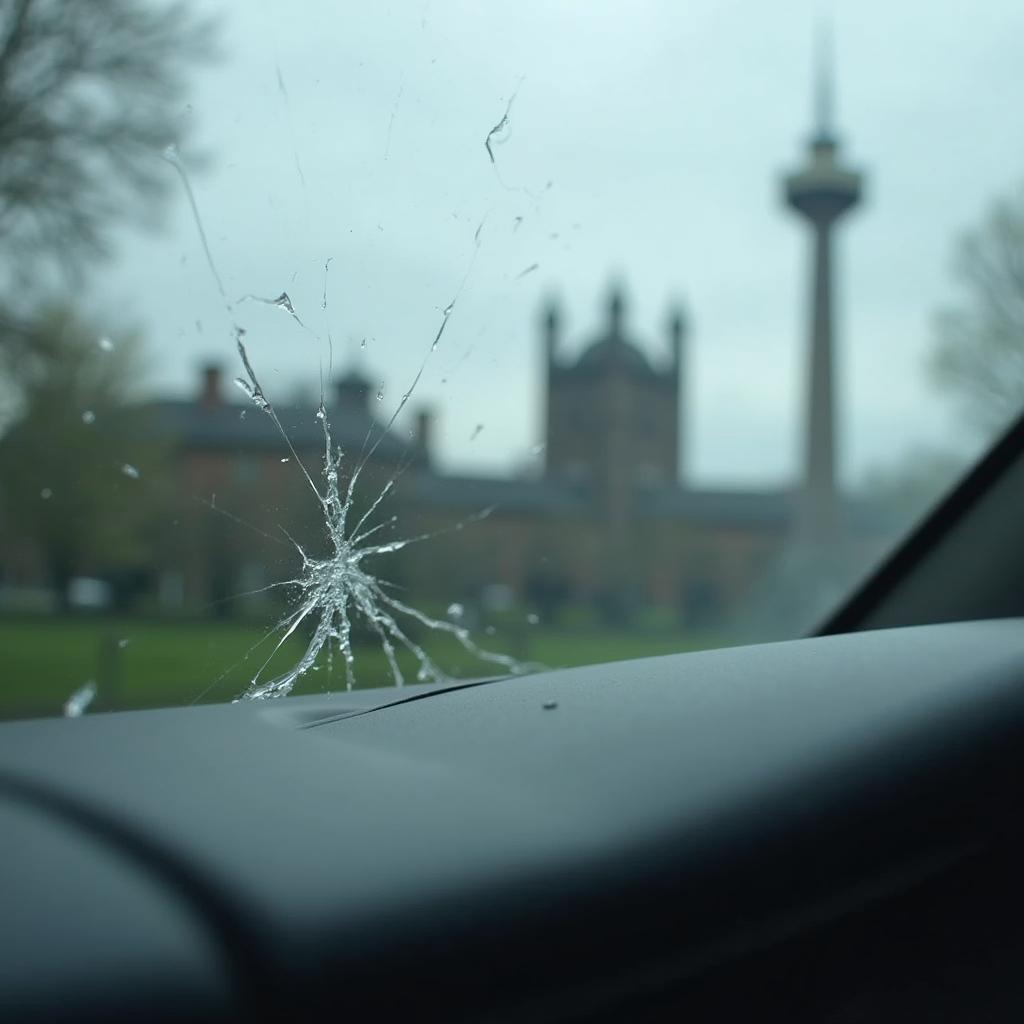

{"left": 542, "top": 297, "right": 560, "bottom": 365}
{"left": 607, "top": 284, "right": 625, "bottom": 342}
{"left": 666, "top": 304, "right": 687, "bottom": 482}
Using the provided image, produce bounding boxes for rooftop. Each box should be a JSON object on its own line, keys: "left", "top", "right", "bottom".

{"left": 143, "top": 365, "right": 416, "bottom": 463}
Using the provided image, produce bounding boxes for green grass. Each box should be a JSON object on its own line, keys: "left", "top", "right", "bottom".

{"left": 0, "top": 614, "right": 725, "bottom": 720}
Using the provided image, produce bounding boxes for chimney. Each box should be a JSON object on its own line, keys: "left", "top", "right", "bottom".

{"left": 199, "top": 363, "right": 222, "bottom": 408}
{"left": 336, "top": 370, "right": 371, "bottom": 410}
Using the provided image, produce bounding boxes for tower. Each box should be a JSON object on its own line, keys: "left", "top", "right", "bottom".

{"left": 784, "top": 29, "right": 862, "bottom": 540}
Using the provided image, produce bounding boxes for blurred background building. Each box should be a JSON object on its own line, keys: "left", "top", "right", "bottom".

{"left": 0, "top": 50, "right": 890, "bottom": 633}
{"left": 145, "top": 279, "right": 882, "bottom": 632}
{"left": 4, "top": 1, "right": 1021, "bottom": 717}
{"left": 120, "top": 54, "right": 883, "bottom": 631}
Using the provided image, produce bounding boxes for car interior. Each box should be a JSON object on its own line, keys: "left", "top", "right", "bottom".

{"left": 1, "top": 410, "right": 1022, "bottom": 1022}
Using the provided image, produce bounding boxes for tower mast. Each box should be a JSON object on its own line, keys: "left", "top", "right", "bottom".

{"left": 784, "top": 28, "right": 863, "bottom": 541}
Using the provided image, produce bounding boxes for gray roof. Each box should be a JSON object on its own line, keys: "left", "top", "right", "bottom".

{"left": 647, "top": 486, "right": 897, "bottom": 534}
{"left": 400, "top": 473, "right": 591, "bottom": 514}
{"left": 646, "top": 487, "right": 797, "bottom": 529}
{"left": 411, "top": 479, "right": 891, "bottom": 535}
{"left": 141, "top": 393, "right": 893, "bottom": 537}
{"left": 406, "top": 476, "right": 799, "bottom": 529}
{"left": 143, "top": 398, "right": 416, "bottom": 463}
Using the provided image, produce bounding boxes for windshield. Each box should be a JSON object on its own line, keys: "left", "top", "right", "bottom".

{"left": 1, "top": 0, "right": 1022, "bottom": 719}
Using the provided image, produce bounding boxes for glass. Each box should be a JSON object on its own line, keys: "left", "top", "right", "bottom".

{"left": 0, "top": 0, "right": 1021, "bottom": 718}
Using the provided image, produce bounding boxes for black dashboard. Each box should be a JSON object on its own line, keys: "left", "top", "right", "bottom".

{"left": 3, "top": 618, "right": 1024, "bottom": 1021}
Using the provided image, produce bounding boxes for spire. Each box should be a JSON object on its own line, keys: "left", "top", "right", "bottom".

{"left": 607, "top": 284, "right": 625, "bottom": 341}
{"left": 813, "top": 20, "right": 836, "bottom": 145}
{"left": 666, "top": 303, "right": 686, "bottom": 368}
{"left": 542, "top": 296, "right": 560, "bottom": 362}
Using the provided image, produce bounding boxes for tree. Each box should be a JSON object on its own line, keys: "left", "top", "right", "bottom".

{"left": 930, "top": 183, "right": 1024, "bottom": 436}
{"left": 0, "top": 0, "right": 214, "bottom": 291}
{"left": 0, "top": 306, "right": 167, "bottom": 609}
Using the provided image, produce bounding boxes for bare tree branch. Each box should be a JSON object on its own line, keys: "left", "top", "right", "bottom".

{"left": 930, "top": 182, "right": 1024, "bottom": 435}
{"left": 0, "top": 0, "right": 216, "bottom": 295}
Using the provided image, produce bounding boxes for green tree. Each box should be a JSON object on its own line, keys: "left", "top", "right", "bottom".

{"left": 0, "top": 0, "right": 214, "bottom": 289}
{"left": 931, "top": 183, "right": 1024, "bottom": 435}
{"left": 0, "top": 306, "right": 166, "bottom": 609}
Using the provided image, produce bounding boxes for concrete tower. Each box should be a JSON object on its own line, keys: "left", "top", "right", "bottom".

{"left": 784, "top": 30, "right": 862, "bottom": 540}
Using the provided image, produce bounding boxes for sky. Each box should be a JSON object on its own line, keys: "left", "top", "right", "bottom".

{"left": 88, "top": 0, "right": 1024, "bottom": 489}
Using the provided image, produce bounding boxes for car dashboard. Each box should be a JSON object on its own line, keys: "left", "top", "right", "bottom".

{"left": 3, "top": 618, "right": 1024, "bottom": 1021}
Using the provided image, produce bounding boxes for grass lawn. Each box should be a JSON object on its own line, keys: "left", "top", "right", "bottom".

{"left": 0, "top": 614, "right": 724, "bottom": 720}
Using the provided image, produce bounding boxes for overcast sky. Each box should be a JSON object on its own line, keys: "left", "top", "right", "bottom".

{"left": 89, "top": 0, "right": 1024, "bottom": 488}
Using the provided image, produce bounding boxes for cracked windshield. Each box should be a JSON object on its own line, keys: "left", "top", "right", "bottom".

{"left": 1, "top": 0, "right": 1022, "bottom": 720}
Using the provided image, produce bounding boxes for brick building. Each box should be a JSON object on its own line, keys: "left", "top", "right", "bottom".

{"left": 143, "top": 285, "right": 838, "bottom": 627}
{"left": 396, "top": 295, "right": 801, "bottom": 624}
